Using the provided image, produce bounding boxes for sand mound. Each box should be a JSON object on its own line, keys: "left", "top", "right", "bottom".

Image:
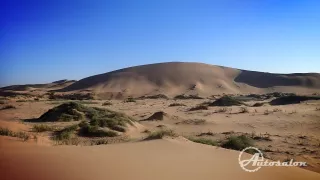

{"left": 144, "top": 111, "right": 167, "bottom": 121}
{"left": 38, "top": 102, "right": 136, "bottom": 133}
{"left": 57, "top": 62, "right": 320, "bottom": 98}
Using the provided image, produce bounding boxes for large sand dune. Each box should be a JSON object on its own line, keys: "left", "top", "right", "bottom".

{"left": 1, "top": 136, "right": 319, "bottom": 180}
{"left": 60, "top": 62, "right": 320, "bottom": 98}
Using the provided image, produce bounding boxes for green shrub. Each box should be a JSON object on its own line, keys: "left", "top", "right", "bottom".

{"left": 32, "top": 124, "right": 55, "bottom": 132}
{"left": 189, "top": 137, "right": 217, "bottom": 146}
{"left": 189, "top": 105, "right": 208, "bottom": 111}
{"left": 174, "top": 94, "right": 203, "bottom": 99}
{"left": 80, "top": 122, "right": 117, "bottom": 137}
{"left": 0, "top": 127, "right": 29, "bottom": 141}
{"left": 221, "top": 135, "right": 254, "bottom": 151}
{"left": 53, "top": 124, "right": 79, "bottom": 141}
{"left": 145, "top": 129, "right": 177, "bottom": 140}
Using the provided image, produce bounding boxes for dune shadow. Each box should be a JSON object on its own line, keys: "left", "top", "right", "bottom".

{"left": 22, "top": 118, "right": 42, "bottom": 123}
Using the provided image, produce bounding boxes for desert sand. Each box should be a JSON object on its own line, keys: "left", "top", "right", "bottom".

{"left": 1, "top": 62, "right": 320, "bottom": 180}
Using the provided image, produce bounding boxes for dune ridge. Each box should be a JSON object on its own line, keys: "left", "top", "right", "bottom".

{"left": 59, "top": 62, "right": 320, "bottom": 98}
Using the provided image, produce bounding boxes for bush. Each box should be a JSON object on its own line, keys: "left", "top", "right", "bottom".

{"left": 0, "top": 127, "right": 30, "bottom": 141}
{"left": 209, "top": 96, "right": 244, "bottom": 106}
{"left": 79, "top": 121, "right": 118, "bottom": 137}
{"left": 175, "top": 119, "right": 206, "bottom": 125}
{"left": 38, "top": 102, "right": 134, "bottom": 133}
{"left": 124, "top": 97, "right": 136, "bottom": 102}
{"left": 189, "top": 138, "right": 217, "bottom": 146}
{"left": 174, "top": 94, "right": 203, "bottom": 100}
{"left": 139, "top": 94, "right": 169, "bottom": 100}
{"left": 189, "top": 105, "right": 208, "bottom": 111}
{"left": 221, "top": 135, "right": 254, "bottom": 151}
{"left": 145, "top": 129, "right": 177, "bottom": 140}
{"left": 53, "top": 124, "right": 79, "bottom": 141}
{"left": 32, "top": 124, "right": 55, "bottom": 132}
{"left": 169, "top": 103, "right": 186, "bottom": 107}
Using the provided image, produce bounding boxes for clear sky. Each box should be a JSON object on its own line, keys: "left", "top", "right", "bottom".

{"left": 1, "top": 0, "right": 319, "bottom": 87}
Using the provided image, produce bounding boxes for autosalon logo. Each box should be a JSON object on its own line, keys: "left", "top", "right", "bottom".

{"left": 238, "top": 147, "right": 307, "bottom": 172}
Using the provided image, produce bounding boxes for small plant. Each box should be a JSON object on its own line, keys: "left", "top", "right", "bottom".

{"left": 197, "top": 131, "right": 215, "bottom": 136}
{"left": 221, "top": 135, "right": 254, "bottom": 151}
{"left": 79, "top": 121, "right": 118, "bottom": 137}
{"left": 175, "top": 119, "right": 206, "bottom": 125}
{"left": 145, "top": 129, "right": 177, "bottom": 140}
{"left": 189, "top": 105, "right": 208, "bottom": 111}
{"left": 188, "top": 137, "right": 217, "bottom": 146}
{"left": 216, "top": 107, "right": 228, "bottom": 113}
{"left": 102, "top": 101, "right": 112, "bottom": 106}
{"left": 124, "top": 97, "right": 136, "bottom": 103}
{"left": 32, "top": 124, "right": 55, "bottom": 132}
{"left": 169, "top": 103, "right": 186, "bottom": 107}
{"left": 239, "top": 107, "right": 249, "bottom": 113}
{"left": 316, "top": 107, "right": 320, "bottom": 111}
{"left": 1, "top": 105, "right": 16, "bottom": 110}
{"left": 53, "top": 124, "right": 79, "bottom": 141}
{"left": 0, "top": 127, "right": 30, "bottom": 141}
{"left": 273, "top": 108, "right": 282, "bottom": 112}
{"left": 91, "top": 139, "right": 109, "bottom": 145}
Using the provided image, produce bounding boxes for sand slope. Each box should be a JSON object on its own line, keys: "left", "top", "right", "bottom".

{"left": 0, "top": 79, "right": 76, "bottom": 91}
{"left": 60, "top": 62, "right": 320, "bottom": 98}
{"left": 1, "top": 137, "right": 319, "bottom": 180}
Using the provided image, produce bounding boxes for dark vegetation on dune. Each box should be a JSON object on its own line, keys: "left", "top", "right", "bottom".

{"left": 269, "top": 95, "right": 320, "bottom": 105}
{"left": 138, "top": 94, "right": 169, "bottom": 100}
{"left": 174, "top": 94, "right": 204, "bottom": 100}
{"left": 38, "top": 102, "right": 135, "bottom": 137}
{"left": 209, "top": 96, "right": 244, "bottom": 106}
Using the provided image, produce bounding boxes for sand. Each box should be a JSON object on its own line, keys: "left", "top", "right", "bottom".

{"left": 1, "top": 136, "right": 320, "bottom": 180}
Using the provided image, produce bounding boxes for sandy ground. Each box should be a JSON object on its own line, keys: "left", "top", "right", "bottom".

{"left": 1, "top": 136, "right": 320, "bottom": 180}
{"left": 1, "top": 99, "right": 320, "bottom": 179}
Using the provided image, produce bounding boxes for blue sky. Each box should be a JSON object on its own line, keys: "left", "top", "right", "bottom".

{"left": 1, "top": 0, "right": 319, "bottom": 87}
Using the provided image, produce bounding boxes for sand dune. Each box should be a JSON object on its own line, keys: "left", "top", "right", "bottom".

{"left": 0, "top": 79, "right": 76, "bottom": 91}
{"left": 1, "top": 137, "right": 319, "bottom": 180}
{"left": 59, "top": 62, "right": 320, "bottom": 98}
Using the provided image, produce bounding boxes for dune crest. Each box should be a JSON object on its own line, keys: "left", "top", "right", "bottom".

{"left": 59, "top": 62, "right": 320, "bottom": 98}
